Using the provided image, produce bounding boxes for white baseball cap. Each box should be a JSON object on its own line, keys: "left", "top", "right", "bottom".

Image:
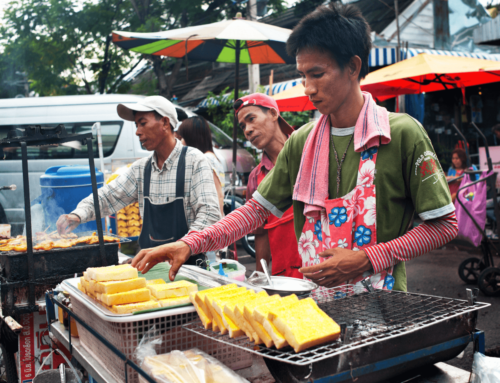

{"left": 117, "top": 96, "right": 179, "bottom": 127}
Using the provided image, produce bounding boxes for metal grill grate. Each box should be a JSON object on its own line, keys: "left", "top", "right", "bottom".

{"left": 182, "top": 286, "right": 490, "bottom": 366}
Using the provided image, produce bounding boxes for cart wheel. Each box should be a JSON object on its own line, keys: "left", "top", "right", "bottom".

{"left": 478, "top": 267, "right": 500, "bottom": 296}
{"left": 458, "top": 257, "right": 485, "bottom": 284}
{"left": 0, "top": 344, "right": 17, "bottom": 383}
{"left": 241, "top": 234, "right": 255, "bottom": 258}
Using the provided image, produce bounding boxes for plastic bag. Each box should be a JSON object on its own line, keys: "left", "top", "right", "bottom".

{"left": 471, "top": 352, "right": 500, "bottom": 383}
{"left": 455, "top": 172, "right": 491, "bottom": 247}
{"left": 138, "top": 349, "right": 249, "bottom": 383}
{"left": 134, "top": 326, "right": 164, "bottom": 365}
{"left": 134, "top": 327, "right": 249, "bottom": 383}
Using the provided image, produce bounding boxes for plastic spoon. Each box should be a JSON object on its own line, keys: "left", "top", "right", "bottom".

{"left": 260, "top": 259, "right": 273, "bottom": 287}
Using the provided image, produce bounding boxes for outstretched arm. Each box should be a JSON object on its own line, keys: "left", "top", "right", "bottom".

{"left": 132, "top": 199, "right": 270, "bottom": 280}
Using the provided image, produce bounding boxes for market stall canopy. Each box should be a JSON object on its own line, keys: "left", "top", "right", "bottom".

{"left": 112, "top": 19, "right": 295, "bottom": 64}
{"left": 112, "top": 18, "right": 294, "bottom": 204}
{"left": 272, "top": 83, "right": 315, "bottom": 112}
{"left": 360, "top": 53, "right": 500, "bottom": 101}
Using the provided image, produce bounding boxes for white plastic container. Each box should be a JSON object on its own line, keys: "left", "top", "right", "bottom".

{"left": 0, "top": 224, "right": 10, "bottom": 239}
{"left": 208, "top": 259, "right": 246, "bottom": 282}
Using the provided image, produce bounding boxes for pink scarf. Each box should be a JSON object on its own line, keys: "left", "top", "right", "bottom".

{"left": 293, "top": 92, "right": 391, "bottom": 217}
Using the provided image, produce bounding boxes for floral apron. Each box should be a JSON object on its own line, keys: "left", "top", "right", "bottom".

{"left": 298, "top": 146, "right": 395, "bottom": 291}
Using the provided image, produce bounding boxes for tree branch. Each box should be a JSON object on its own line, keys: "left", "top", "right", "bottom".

{"left": 107, "top": 57, "right": 144, "bottom": 93}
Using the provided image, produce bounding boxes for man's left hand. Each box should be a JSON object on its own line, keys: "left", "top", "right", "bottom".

{"left": 299, "top": 248, "right": 372, "bottom": 288}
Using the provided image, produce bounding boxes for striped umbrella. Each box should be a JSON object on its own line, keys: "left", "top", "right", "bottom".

{"left": 112, "top": 18, "right": 294, "bottom": 207}
{"left": 112, "top": 19, "right": 294, "bottom": 65}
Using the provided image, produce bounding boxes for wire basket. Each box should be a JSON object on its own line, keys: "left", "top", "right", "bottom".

{"left": 72, "top": 298, "right": 253, "bottom": 383}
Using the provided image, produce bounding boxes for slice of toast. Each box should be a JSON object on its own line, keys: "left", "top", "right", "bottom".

{"left": 253, "top": 295, "right": 299, "bottom": 349}
{"left": 236, "top": 295, "right": 279, "bottom": 344}
{"left": 87, "top": 264, "right": 138, "bottom": 282}
{"left": 223, "top": 291, "right": 268, "bottom": 341}
{"left": 101, "top": 288, "right": 151, "bottom": 306}
{"left": 189, "top": 291, "right": 212, "bottom": 329}
{"left": 157, "top": 296, "right": 190, "bottom": 308}
{"left": 204, "top": 288, "right": 247, "bottom": 334}
{"left": 93, "top": 278, "right": 147, "bottom": 295}
{"left": 146, "top": 279, "right": 167, "bottom": 286}
{"left": 212, "top": 290, "right": 256, "bottom": 338}
{"left": 268, "top": 298, "right": 341, "bottom": 353}
{"left": 111, "top": 300, "right": 160, "bottom": 314}
{"left": 192, "top": 284, "right": 239, "bottom": 329}
{"left": 147, "top": 280, "right": 197, "bottom": 299}
{"left": 243, "top": 295, "right": 281, "bottom": 346}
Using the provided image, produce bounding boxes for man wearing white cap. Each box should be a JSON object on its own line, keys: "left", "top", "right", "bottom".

{"left": 56, "top": 96, "right": 221, "bottom": 265}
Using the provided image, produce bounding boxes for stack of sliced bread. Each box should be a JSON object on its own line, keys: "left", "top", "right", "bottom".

{"left": 189, "top": 284, "right": 340, "bottom": 352}
{"left": 77, "top": 265, "right": 198, "bottom": 314}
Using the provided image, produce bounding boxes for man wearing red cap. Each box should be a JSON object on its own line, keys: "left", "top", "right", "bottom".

{"left": 235, "top": 94, "right": 302, "bottom": 278}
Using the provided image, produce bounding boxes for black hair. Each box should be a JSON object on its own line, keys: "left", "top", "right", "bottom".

{"left": 286, "top": 2, "right": 371, "bottom": 79}
{"left": 177, "top": 116, "right": 214, "bottom": 154}
{"left": 176, "top": 108, "right": 189, "bottom": 122}
{"left": 133, "top": 110, "right": 174, "bottom": 131}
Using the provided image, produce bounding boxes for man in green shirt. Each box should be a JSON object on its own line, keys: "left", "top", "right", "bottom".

{"left": 132, "top": 3, "right": 457, "bottom": 290}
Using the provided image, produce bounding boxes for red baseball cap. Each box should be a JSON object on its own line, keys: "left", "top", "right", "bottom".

{"left": 234, "top": 93, "right": 294, "bottom": 136}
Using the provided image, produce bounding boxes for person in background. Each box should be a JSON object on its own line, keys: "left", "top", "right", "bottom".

{"left": 177, "top": 116, "right": 225, "bottom": 215}
{"left": 56, "top": 96, "right": 221, "bottom": 267}
{"left": 239, "top": 93, "right": 302, "bottom": 277}
{"left": 446, "top": 148, "right": 478, "bottom": 202}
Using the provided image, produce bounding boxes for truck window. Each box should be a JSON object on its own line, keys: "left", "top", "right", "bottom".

{"left": 0, "top": 122, "right": 123, "bottom": 160}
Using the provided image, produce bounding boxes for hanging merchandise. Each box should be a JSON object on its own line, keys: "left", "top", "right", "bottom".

{"left": 470, "top": 95, "right": 483, "bottom": 124}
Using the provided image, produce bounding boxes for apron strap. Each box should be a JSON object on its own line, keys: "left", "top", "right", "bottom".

{"left": 143, "top": 156, "right": 153, "bottom": 198}
{"left": 176, "top": 146, "right": 188, "bottom": 198}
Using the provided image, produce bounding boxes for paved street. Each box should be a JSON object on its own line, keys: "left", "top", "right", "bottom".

{"left": 235, "top": 240, "right": 500, "bottom": 379}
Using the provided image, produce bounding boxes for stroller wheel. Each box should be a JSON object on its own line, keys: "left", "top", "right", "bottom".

{"left": 458, "top": 257, "right": 485, "bottom": 284}
{"left": 478, "top": 267, "right": 500, "bottom": 297}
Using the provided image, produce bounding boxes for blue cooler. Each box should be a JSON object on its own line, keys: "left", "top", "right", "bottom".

{"left": 40, "top": 165, "right": 105, "bottom": 233}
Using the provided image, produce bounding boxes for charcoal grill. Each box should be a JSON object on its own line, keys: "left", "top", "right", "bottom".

{"left": 0, "top": 124, "right": 112, "bottom": 317}
{"left": 183, "top": 285, "right": 489, "bottom": 382}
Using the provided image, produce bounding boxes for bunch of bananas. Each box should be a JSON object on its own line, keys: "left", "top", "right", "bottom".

{"left": 116, "top": 202, "right": 143, "bottom": 238}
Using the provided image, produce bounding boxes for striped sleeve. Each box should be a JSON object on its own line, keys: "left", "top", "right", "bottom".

{"left": 364, "top": 212, "right": 458, "bottom": 274}
{"left": 181, "top": 198, "right": 270, "bottom": 254}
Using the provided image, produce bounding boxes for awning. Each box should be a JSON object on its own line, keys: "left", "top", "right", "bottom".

{"left": 369, "top": 47, "right": 500, "bottom": 67}
{"left": 197, "top": 48, "right": 500, "bottom": 108}
{"left": 196, "top": 78, "right": 301, "bottom": 108}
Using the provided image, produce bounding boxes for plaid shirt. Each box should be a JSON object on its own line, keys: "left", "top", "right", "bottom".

{"left": 73, "top": 140, "right": 222, "bottom": 232}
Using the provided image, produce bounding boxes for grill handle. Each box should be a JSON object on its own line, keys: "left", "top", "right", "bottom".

{"left": 466, "top": 288, "right": 479, "bottom": 306}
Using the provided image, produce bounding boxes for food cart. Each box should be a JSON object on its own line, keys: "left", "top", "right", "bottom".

{"left": 45, "top": 263, "right": 489, "bottom": 383}
{"left": 0, "top": 125, "right": 491, "bottom": 383}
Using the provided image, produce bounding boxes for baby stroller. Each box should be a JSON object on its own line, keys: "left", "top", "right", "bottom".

{"left": 453, "top": 123, "right": 500, "bottom": 296}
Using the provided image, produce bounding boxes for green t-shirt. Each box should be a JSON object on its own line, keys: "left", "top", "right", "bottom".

{"left": 254, "top": 113, "right": 454, "bottom": 292}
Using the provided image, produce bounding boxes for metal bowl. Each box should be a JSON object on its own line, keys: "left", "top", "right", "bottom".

{"left": 247, "top": 274, "right": 318, "bottom": 297}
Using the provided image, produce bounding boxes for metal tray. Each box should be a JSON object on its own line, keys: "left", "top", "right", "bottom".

{"left": 182, "top": 285, "right": 490, "bottom": 367}
{"left": 0, "top": 232, "right": 129, "bottom": 281}
{"left": 62, "top": 277, "right": 199, "bottom": 321}
{"left": 247, "top": 272, "right": 318, "bottom": 296}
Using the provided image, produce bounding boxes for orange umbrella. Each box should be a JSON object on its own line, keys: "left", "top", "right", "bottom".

{"left": 360, "top": 53, "right": 500, "bottom": 101}
{"left": 272, "top": 53, "right": 500, "bottom": 111}
{"left": 272, "top": 83, "right": 315, "bottom": 112}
